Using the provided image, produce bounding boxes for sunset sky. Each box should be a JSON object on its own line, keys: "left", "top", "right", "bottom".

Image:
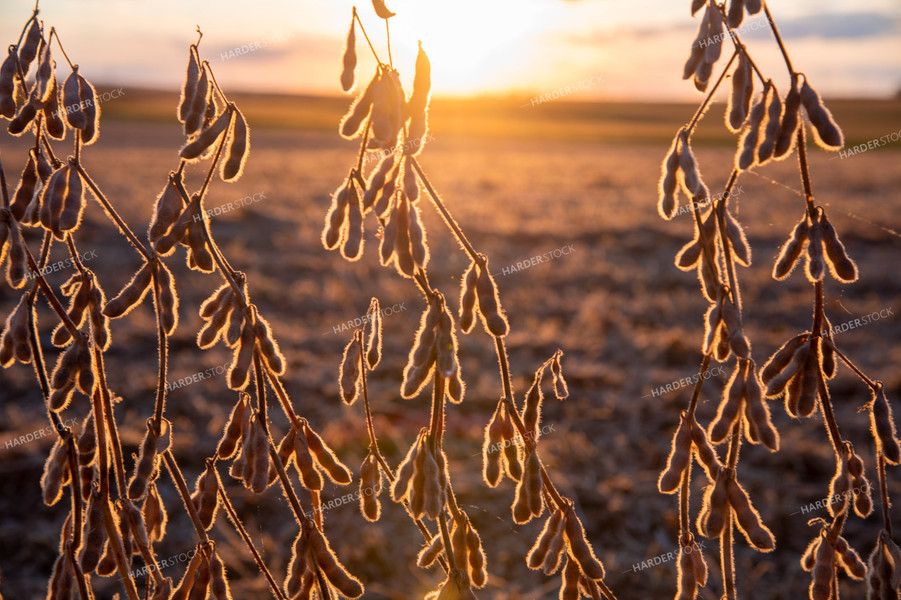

{"left": 1, "top": 0, "right": 898, "bottom": 101}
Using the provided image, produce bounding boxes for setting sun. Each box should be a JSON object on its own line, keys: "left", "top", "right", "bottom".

{"left": 384, "top": 0, "right": 562, "bottom": 95}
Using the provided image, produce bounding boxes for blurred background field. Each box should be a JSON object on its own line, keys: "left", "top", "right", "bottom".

{"left": 1, "top": 92, "right": 900, "bottom": 599}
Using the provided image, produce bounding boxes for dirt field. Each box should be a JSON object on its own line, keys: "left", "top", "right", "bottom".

{"left": 1, "top": 96, "right": 900, "bottom": 599}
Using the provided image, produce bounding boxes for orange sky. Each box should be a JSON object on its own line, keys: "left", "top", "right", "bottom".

{"left": 1, "top": 0, "right": 899, "bottom": 101}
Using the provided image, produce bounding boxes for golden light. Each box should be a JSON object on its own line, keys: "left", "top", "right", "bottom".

{"left": 386, "top": 0, "right": 561, "bottom": 95}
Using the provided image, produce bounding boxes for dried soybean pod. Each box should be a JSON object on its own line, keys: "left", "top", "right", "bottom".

{"left": 402, "top": 156, "right": 419, "bottom": 201}
{"left": 33, "top": 40, "right": 54, "bottom": 103}
{"left": 104, "top": 262, "right": 154, "bottom": 318}
{"left": 421, "top": 445, "right": 444, "bottom": 519}
{"left": 0, "top": 48, "right": 20, "bottom": 119}
{"left": 7, "top": 97, "right": 38, "bottom": 136}
{"left": 251, "top": 312, "right": 284, "bottom": 375}
{"left": 408, "top": 199, "right": 428, "bottom": 269}
{"left": 308, "top": 524, "right": 364, "bottom": 598}
{"left": 800, "top": 78, "right": 843, "bottom": 150}
{"left": 835, "top": 536, "right": 867, "bottom": 580}
{"left": 417, "top": 534, "right": 443, "bottom": 568}
{"left": 192, "top": 462, "right": 219, "bottom": 530}
{"left": 682, "top": 10, "right": 708, "bottom": 81}
{"left": 775, "top": 74, "right": 801, "bottom": 158}
{"left": 392, "top": 192, "right": 415, "bottom": 276}
{"left": 59, "top": 163, "right": 84, "bottom": 232}
{"left": 522, "top": 375, "right": 543, "bottom": 440}
{"left": 773, "top": 214, "right": 810, "bottom": 280}
{"left": 406, "top": 43, "right": 431, "bottom": 150}
{"left": 736, "top": 82, "right": 770, "bottom": 170}
{"left": 727, "top": 0, "right": 745, "bottom": 27}
{"left": 704, "top": 1, "right": 723, "bottom": 63}
{"left": 805, "top": 217, "right": 825, "bottom": 282}
{"left": 563, "top": 505, "right": 606, "bottom": 579}
{"left": 745, "top": 0, "right": 762, "bottom": 13}
{"left": 200, "top": 284, "right": 232, "bottom": 319}
{"left": 10, "top": 153, "right": 38, "bottom": 220}
{"left": 185, "top": 67, "right": 209, "bottom": 135}
{"left": 1, "top": 294, "right": 32, "bottom": 366}
{"left": 18, "top": 18, "right": 42, "bottom": 73}
{"left": 248, "top": 417, "right": 271, "bottom": 494}
{"left": 293, "top": 427, "right": 323, "bottom": 491}
{"left": 818, "top": 211, "right": 857, "bottom": 282}
{"left": 339, "top": 336, "right": 362, "bottom": 404}
{"left": 43, "top": 81, "right": 66, "bottom": 140}
{"left": 699, "top": 470, "right": 728, "bottom": 538}
{"left": 756, "top": 85, "right": 783, "bottom": 163}
{"left": 144, "top": 481, "right": 168, "bottom": 542}
{"left": 765, "top": 342, "right": 810, "bottom": 398}
{"left": 466, "top": 524, "right": 487, "bottom": 588}
{"left": 724, "top": 209, "right": 751, "bottom": 267}
{"left": 744, "top": 363, "right": 779, "bottom": 451}
{"left": 181, "top": 108, "right": 232, "bottom": 160}
{"left": 560, "top": 557, "right": 580, "bottom": 600}
{"left": 459, "top": 261, "right": 478, "bottom": 333}
{"left": 342, "top": 183, "right": 364, "bottom": 260}
{"left": 285, "top": 532, "right": 309, "bottom": 598}
{"left": 658, "top": 130, "right": 682, "bottom": 219}
{"left": 61, "top": 70, "right": 86, "bottom": 130}
{"left": 128, "top": 425, "right": 159, "bottom": 500}
{"left": 871, "top": 384, "right": 901, "bottom": 465}
{"left": 340, "top": 13, "right": 357, "bottom": 92}
{"left": 810, "top": 535, "right": 835, "bottom": 600}
{"left": 304, "top": 422, "right": 352, "bottom": 485}
{"left": 187, "top": 554, "right": 211, "bottom": 600}
{"left": 154, "top": 261, "right": 179, "bottom": 335}
{"left": 676, "top": 541, "right": 697, "bottom": 600}
{"left": 209, "top": 551, "right": 232, "bottom": 600}
{"left": 340, "top": 70, "right": 379, "bottom": 139}
{"left": 678, "top": 132, "right": 704, "bottom": 198}
{"left": 149, "top": 179, "right": 183, "bottom": 244}
{"left": 482, "top": 403, "right": 505, "bottom": 487}
{"left": 475, "top": 257, "right": 509, "bottom": 336}
{"left": 690, "top": 420, "right": 722, "bottom": 479}
{"left": 78, "top": 75, "right": 100, "bottom": 145}
{"left": 221, "top": 108, "right": 249, "bottom": 182}
{"left": 359, "top": 452, "right": 382, "bottom": 521}
{"left": 710, "top": 361, "right": 745, "bottom": 443}
{"left": 79, "top": 488, "right": 106, "bottom": 573}
{"left": 41, "top": 437, "right": 70, "bottom": 506}
{"left": 39, "top": 166, "right": 67, "bottom": 236}
{"left": 727, "top": 478, "right": 775, "bottom": 551}
{"left": 527, "top": 510, "right": 564, "bottom": 569}
{"left": 659, "top": 412, "right": 693, "bottom": 493}
{"left": 761, "top": 332, "right": 807, "bottom": 384}
{"left": 322, "top": 179, "right": 350, "bottom": 249}
{"left": 391, "top": 435, "right": 421, "bottom": 501}
{"left": 228, "top": 322, "right": 255, "bottom": 390}
{"left": 365, "top": 299, "right": 382, "bottom": 369}
{"left": 796, "top": 351, "right": 819, "bottom": 418}
{"left": 179, "top": 48, "right": 201, "bottom": 123}
{"left": 500, "top": 408, "right": 523, "bottom": 481}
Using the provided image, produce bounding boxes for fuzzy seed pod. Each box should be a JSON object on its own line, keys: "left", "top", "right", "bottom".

{"left": 658, "top": 130, "right": 682, "bottom": 220}
{"left": 285, "top": 530, "right": 310, "bottom": 598}
{"left": 60, "top": 70, "right": 85, "bottom": 131}
{"left": 10, "top": 154, "right": 38, "bottom": 221}
{"left": 560, "top": 557, "right": 580, "bottom": 600}
{"left": 188, "top": 554, "right": 212, "bottom": 600}
{"left": 528, "top": 510, "right": 564, "bottom": 570}
{"left": 308, "top": 523, "right": 365, "bottom": 598}
{"left": 0, "top": 293, "right": 33, "bottom": 367}
{"left": 756, "top": 85, "right": 783, "bottom": 163}
{"left": 153, "top": 261, "right": 179, "bottom": 335}
{"left": 720, "top": 298, "right": 749, "bottom": 359}
{"left": 805, "top": 215, "right": 826, "bottom": 283}
{"left": 727, "top": 0, "right": 745, "bottom": 27}
{"left": 834, "top": 536, "right": 867, "bottom": 580}
{"left": 678, "top": 132, "right": 705, "bottom": 199}
{"left": 682, "top": 10, "right": 709, "bottom": 81}
{"left": 391, "top": 432, "right": 422, "bottom": 502}
{"left": 724, "top": 209, "right": 751, "bottom": 267}
{"left": 406, "top": 43, "right": 432, "bottom": 152}
{"left": 659, "top": 412, "right": 693, "bottom": 493}
{"left": 459, "top": 261, "right": 478, "bottom": 333}
{"left": 523, "top": 375, "right": 543, "bottom": 441}
{"left": 340, "top": 14, "right": 357, "bottom": 92}
{"left": 104, "top": 262, "right": 154, "bottom": 318}
{"left": 360, "top": 452, "right": 382, "bottom": 521}
{"left": 482, "top": 403, "right": 505, "bottom": 487}
{"left": 341, "top": 183, "right": 364, "bottom": 261}
{"left": 184, "top": 67, "right": 210, "bottom": 135}
{"left": 736, "top": 82, "right": 771, "bottom": 170}
{"left": 408, "top": 199, "right": 429, "bottom": 269}
{"left": 760, "top": 333, "right": 807, "bottom": 385}
{"left": 33, "top": 40, "right": 54, "bottom": 104}
{"left": 871, "top": 385, "right": 901, "bottom": 465}
{"left": 727, "top": 478, "right": 775, "bottom": 551}
{"left": 512, "top": 449, "right": 543, "bottom": 523}
{"left": 227, "top": 320, "right": 255, "bottom": 390}
{"left": 79, "top": 488, "right": 107, "bottom": 573}
{"left": 773, "top": 214, "right": 810, "bottom": 280}
{"left": 402, "top": 156, "right": 420, "bottom": 202}
{"left": 420, "top": 445, "right": 445, "bottom": 519}
{"left": 179, "top": 48, "right": 201, "bottom": 123}
{"left": 58, "top": 164, "right": 84, "bottom": 234}
{"left": 221, "top": 109, "right": 249, "bottom": 182}
{"left": 563, "top": 505, "right": 606, "bottom": 580}
{"left": 434, "top": 306, "right": 458, "bottom": 378}
{"left": 339, "top": 337, "right": 362, "bottom": 403}
{"left": 304, "top": 422, "right": 352, "bottom": 485}
{"left": 17, "top": 17, "right": 42, "bottom": 71}
{"left": 829, "top": 453, "right": 852, "bottom": 517}
{"left": 543, "top": 512, "right": 568, "bottom": 575}
{"left": 500, "top": 408, "right": 523, "bottom": 482}
{"left": 810, "top": 535, "right": 835, "bottom": 600}
{"left": 392, "top": 192, "right": 415, "bottom": 276}
{"left": 323, "top": 180, "right": 351, "bottom": 249}
{"left": 191, "top": 462, "right": 220, "bottom": 530}
{"left": 369, "top": 69, "right": 404, "bottom": 149}
{"left": 128, "top": 425, "right": 160, "bottom": 500}
{"left": 209, "top": 551, "right": 232, "bottom": 600}
{"left": 77, "top": 75, "right": 100, "bottom": 145}
{"left": 550, "top": 353, "right": 568, "bottom": 400}
{"left": 710, "top": 361, "right": 745, "bottom": 443}
{"left": 475, "top": 258, "right": 509, "bottom": 336}
{"left": 39, "top": 166, "right": 68, "bottom": 238}
{"left": 704, "top": 1, "right": 723, "bottom": 64}
{"left": 372, "top": 0, "right": 395, "bottom": 19}
{"left": 3, "top": 220, "right": 27, "bottom": 289}
{"left": 148, "top": 179, "right": 184, "bottom": 244}
{"left": 365, "top": 299, "right": 382, "bottom": 369}
{"left": 144, "top": 481, "right": 167, "bottom": 542}
{"left": 818, "top": 211, "right": 857, "bottom": 283}
{"left": 41, "top": 438, "right": 70, "bottom": 506}
{"left": 764, "top": 341, "right": 810, "bottom": 398}
{"left": 181, "top": 108, "right": 232, "bottom": 160}
{"left": 800, "top": 78, "right": 843, "bottom": 150}
{"left": 676, "top": 540, "right": 698, "bottom": 600}
{"left": 690, "top": 420, "right": 722, "bottom": 480}
{"left": 292, "top": 426, "right": 323, "bottom": 491}
{"left": 699, "top": 470, "right": 728, "bottom": 538}
{"left": 417, "top": 534, "right": 443, "bottom": 568}
{"left": 774, "top": 75, "right": 801, "bottom": 158}
{"left": 743, "top": 362, "right": 779, "bottom": 451}
{"left": 0, "top": 48, "right": 17, "bottom": 119}
{"left": 402, "top": 302, "right": 439, "bottom": 398}
{"left": 465, "top": 522, "right": 487, "bottom": 588}
{"left": 340, "top": 70, "right": 379, "bottom": 139}
{"left": 796, "top": 351, "right": 819, "bottom": 418}
{"left": 43, "top": 81, "right": 66, "bottom": 140}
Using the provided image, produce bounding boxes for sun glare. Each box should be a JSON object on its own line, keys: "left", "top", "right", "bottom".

{"left": 387, "top": 0, "right": 560, "bottom": 96}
